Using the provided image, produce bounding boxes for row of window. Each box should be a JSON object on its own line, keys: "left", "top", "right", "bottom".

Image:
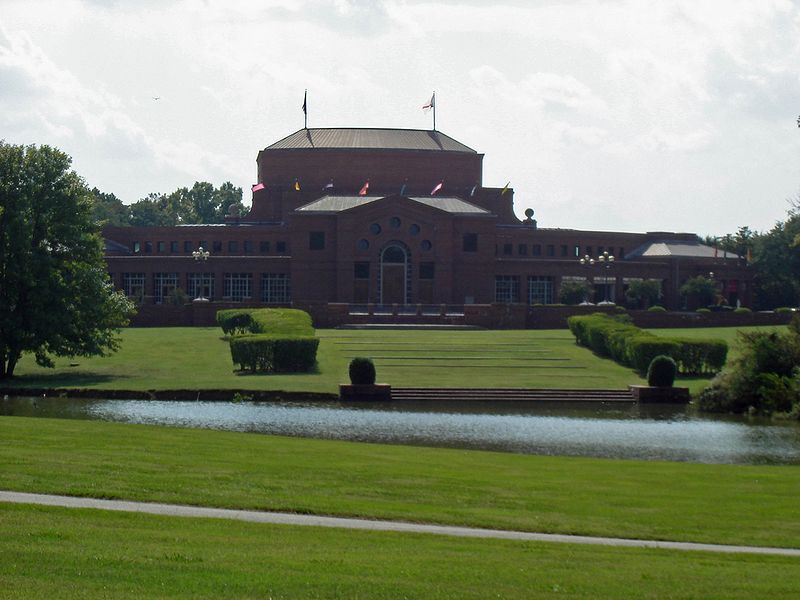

{"left": 132, "top": 240, "right": 289, "bottom": 255}
{"left": 121, "top": 272, "right": 290, "bottom": 303}
{"left": 353, "top": 262, "right": 435, "bottom": 279}
{"left": 495, "top": 276, "right": 554, "bottom": 304}
{"left": 499, "top": 243, "right": 626, "bottom": 259}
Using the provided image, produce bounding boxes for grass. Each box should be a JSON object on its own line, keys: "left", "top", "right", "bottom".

{"left": 2, "top": 503, "right": 799, "bottom": 599}
{"left": 1, "top": 416, "right": 798, "bottom": 549}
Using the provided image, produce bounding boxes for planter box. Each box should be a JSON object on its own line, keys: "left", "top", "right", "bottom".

{"left": 339, "top": 384, "right": 392, "bottom": 402}
{"left": 628, "top": 385, "right": 690, "bottom": 404}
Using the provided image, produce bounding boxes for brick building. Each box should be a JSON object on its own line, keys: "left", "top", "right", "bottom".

{"left": 103, "top": 128, "right": 751, "bottom": 324}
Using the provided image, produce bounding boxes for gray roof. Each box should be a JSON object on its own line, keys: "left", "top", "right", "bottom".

{"left": 627, "top": 240, "right": 737, "bottom": 259}
{"left": 266, "top": 128, "right": 477, "bottom": 153}
{"left": 296, "top": 195, "right": 490, "bottom": 215}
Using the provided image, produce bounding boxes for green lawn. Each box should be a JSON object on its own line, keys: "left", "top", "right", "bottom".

{"left": 1, "top": 416, "right": 798, "bottom": 549}
{"left": 5, "top": 325, "right": 787, "bottom": 395}
{"left": 2, "top": 503, "right": 798, "bottom": 599}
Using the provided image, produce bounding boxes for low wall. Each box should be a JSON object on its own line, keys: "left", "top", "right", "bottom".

{"left": 129, "top": 302, "right": 794, "bottom": 330}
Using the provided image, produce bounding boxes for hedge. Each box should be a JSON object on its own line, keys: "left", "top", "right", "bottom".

{"left": 230, "top": 335, "right": 320, "bottom": 372}
{"left": 219, "top": 308, "right": 318, "bottom": 373}
{"left": 567, "top": 314, "right": 727, "bottom": 375}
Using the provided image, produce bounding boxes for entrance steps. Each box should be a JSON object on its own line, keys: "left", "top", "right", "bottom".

{"left": 337, "top": 323, "right": 482, "bottom": 330}
{"left": 390, "top": 387, "right": 635, "bottom": 402}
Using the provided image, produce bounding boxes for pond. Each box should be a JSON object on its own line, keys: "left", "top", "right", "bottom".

{"left": 3, "top": 395, "right": 800, "bottom": 465}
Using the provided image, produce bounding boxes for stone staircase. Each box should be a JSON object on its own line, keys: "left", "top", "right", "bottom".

{"left": 390, "top": 387, "right": 634, "bottom": 402}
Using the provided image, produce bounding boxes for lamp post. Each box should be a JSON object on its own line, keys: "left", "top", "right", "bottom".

{"left": 579, "top": 255, "right": 595, "bottom": 304}
{"left": 191, "top": 246, "right": 210, "bottom": 301}
{"left": 597, "top": 251, "right": 615, "bottom": 304}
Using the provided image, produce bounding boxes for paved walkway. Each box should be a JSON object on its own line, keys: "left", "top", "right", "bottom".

{"left": 2, "top": 491, "right": 799, "bottom": 557}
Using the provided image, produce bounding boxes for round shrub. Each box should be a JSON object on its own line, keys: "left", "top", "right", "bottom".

{"left": 647, "top": 305, "right": 666, "bottom": 312}
{"left": 349, "top": 357, "right": 376, "bottom": 385}
{"left": 647, "top": 355, "right": 677, "bottom": 387}
{"left": 734, "top": 307, "right": 752, "bottom": 314}
{"left": 696, "top": 308, "right": 711, "bottom": 314}
{"left": 776, "top": 307, "right": 794, "bottom": 314}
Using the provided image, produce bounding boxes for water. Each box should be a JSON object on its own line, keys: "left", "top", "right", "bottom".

{"left": 3, "top": 395, "right": 799, "bottom": 465}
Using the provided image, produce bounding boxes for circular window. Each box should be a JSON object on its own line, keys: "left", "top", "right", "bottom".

{"left": 420, "top": 240, "right": 432, "bottom": 251}
{"left": 390, "top": 216, "right": 401, "bottom": 229}
{"left": 409, "top": 224, "right": 420, "bottom": 236}
{"left": 370, "top": 223, "right": 381, "bottom": 235}
{"left": 357, "top": 239, "right": 369, "bottom": 251}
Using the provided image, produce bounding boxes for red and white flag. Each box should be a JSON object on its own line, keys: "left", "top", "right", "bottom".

{"left": 430, "top": 180, "right": 443, "bottom": 196}
{"left": 359, "top": 180, "right": 369, "bottom": 196}
{"left": 251, "top": 183, "right": 265, "bottom": 192}
{"left": 422, "top": 93, "right": 435, "bottom": 111}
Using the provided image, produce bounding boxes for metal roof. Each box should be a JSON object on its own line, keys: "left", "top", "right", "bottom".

{"left": 626, "top": 241, "right": 735, "bottom": 259}
{"left": 266, "top": 128, "right": 477, "bottom": 153}
{"left": 296, "top": 195, "right": 490, "bottom": 215}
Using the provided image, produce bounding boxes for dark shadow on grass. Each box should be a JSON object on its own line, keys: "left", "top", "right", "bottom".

{"left": 3, "top": 371, "right": 126, "bottom": 388}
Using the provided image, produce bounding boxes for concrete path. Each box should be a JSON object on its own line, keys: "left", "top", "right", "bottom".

{"left": 2, "top": 490, "right": 799, "bottom": 557}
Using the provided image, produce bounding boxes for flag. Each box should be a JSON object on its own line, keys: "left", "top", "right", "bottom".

{"left": 251, "top": 183, "right": 265, "bottom": 192}
{"left": 470, "top": 184, "right": 477, "bottom": 197}
{"left": 359, "top": 180, "right": 369, "bottom": 196}
{"left": 294, "top": 179, "right": 301, "bottom": 191}
{"left": 500, "top": 181, "right": 510, "bottom": 196}
{"left": 422, "top": 92, "right": 435, "bottom": 111}
{"left": 430, "top": 180, "right": 443, "bottom": 196}
{"left": 323, "top": 179, "right": 334, "bottom": 190}
{"left": 302, "top": 90, "right": 307, "bottom": 115}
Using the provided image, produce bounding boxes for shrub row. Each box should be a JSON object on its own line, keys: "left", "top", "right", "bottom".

{"left": 219, "top": 308, "right": 318, "bottom": 373}
{"left": 229, "top": 335, "right": 320, "bottom": 373}
{"left": 567, "top": 314, "right": 727, "bottom": 375}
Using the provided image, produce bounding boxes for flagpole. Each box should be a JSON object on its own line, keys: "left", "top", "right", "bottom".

{"left": 303, "top": 89, "right": 308, "bottom": 129}
{"left": 433, "top": 91, "right": 436, "bottom": 131}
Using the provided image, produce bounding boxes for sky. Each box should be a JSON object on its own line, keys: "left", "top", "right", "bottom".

{"left": 2, "top": 0, "right": 800, "bottom": 236}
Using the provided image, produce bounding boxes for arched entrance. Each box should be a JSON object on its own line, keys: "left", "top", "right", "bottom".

{"left": 380, "top": 243, "right": 408, "bottom": 304}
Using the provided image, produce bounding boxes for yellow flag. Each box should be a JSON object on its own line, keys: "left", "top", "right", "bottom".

{"left": 500, "top": 181, "right": 510, "bottom": 195}
{"left": 294, "top": 180, "right": 301, "bottom": 191}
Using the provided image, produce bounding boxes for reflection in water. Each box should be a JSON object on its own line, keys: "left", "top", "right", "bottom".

{"left": 2, "top": 395, "right": 799, "bottom": 465}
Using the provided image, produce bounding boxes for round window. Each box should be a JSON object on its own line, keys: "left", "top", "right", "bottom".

{"left": 390, "top": 216, "right": 401, "bottom": 229}
{"left": 409, "top": 224, "right": 420, "bottom": 235}
{"left": 357, "top": 239, "right": 370, "bottom": 251}
{"left": 420, "top": 240, "right": 432, "bottom": 251}
{"left": 370, "top": 223, "right": 381, "bottom": 235}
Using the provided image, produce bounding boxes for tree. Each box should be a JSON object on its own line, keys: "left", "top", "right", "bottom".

{"left": 625, "top": 279, "right": 661, "bottom": 309}
{"left": 558, "top": 280, "right": 593, "bottom": 305}
{"left": 679, "top": 276, "right": 717, "bottom": 309}
{"left": 0, "top": 142, "right": 135, "bottom": 378}
{"left": 91, "top": 187, "right": 130, "bottom": 226}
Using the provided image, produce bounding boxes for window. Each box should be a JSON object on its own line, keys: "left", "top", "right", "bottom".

{"left": 122, "top": 273, "right": 145, "bottom": 299}
{"left": 528, "top": 276, "right": 554, "bottom": 305}
{"left": 390, "top": 216, "right": 401, "bottom": 229}
{"left": 187, "top": 273, "right": 214, "bottom": 299}
{"left": 420, "top": 240, "right": 432, "bottom": 251}
{"left": 409, "top": 224, "right": 420, "bottom": 235}
{"left": 585, "top": 246, "right": 592, "bottom": 257}
{"left": 370, "top": 223, "right": 382, "bottom": 235}
{"left": 170, "top": 241, "right": 179, "bottom": 253}
{"left": 532, "top": 244, "right": 542, "bottom": 256}
{"left": 495, "top": 275, "right": 520, "bottom": 303}
{"left": 354, "top": 262, "right": 370, "bottom": 279}
{"left": 560, "top": 245, "right": 568, "bottom": 257}
{"left": 547, "top": 244, "right": 555, "bottom": 257}
{"left": 463, "top": 233, "right": 478, "bottom": 252}
{"left": 199, "top": 240, "right": 208, "bottom": 251}
{"left": 228, "top": 241, "right": 238, "bottom": 253}
{"left": 619, "top": 247, "right": 625, "bottom": 259}
{"left": 261, "top": 273, "right": 290, "bottom": 304}
{"left": 243, "top": 240, "right": 253, "bottom": 254}
{"left": 597, "top": 246, "right": 604, "bottom": 255}
{"left": 574, "top": 245, "right": 580, "bottom": 257}
{"left": 276, "top": 241, "right": 287, "bottom": 254}
{"left": 419, "top": 262, "right": 435, "bottom": 279}
{"left": 212, "top": 241, "right": 222, "bottom": 252}
{"left": 518, "top": 244, "right": 527, "bottom": 255}
{"left": 183, "top": 241, "right": 193, "bottom": 253}
{"left": 503, "top": 243, "right": 513, "bottom": 255}
{"left": 133, "top": 241, "right": 141, "bottom": 254}
{"left": 223, "top": 273, "right": 252, "bottom": 301}
{"left": 153, "top": 272, "right": 179, "bottom": 304}
{"left": 157, "top": 241, "right": 165, "bottom": 253}
{"left": 309, "top": 231, "right": 325, "bottom": 250}
{"left": 145, "top": 241, "right": 153, "bottom": 254}
{"left": 357, "top": 239, "right": 369, "bottom": 251}
{"left": 259, "top": 241, "right": 270, "bottom": 253}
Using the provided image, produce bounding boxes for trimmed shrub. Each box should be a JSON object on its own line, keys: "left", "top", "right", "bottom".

{"left": 626, "top": 336, "right": 681, "bottom": 374}
{"left": 230, "top": 335, "right": 319, "bottom": 373}
{"left": 217, "top": 308, "right": 314, "bottom": 336}
{"left": 349, "top": 357, "right": 377, "bottom": 385}
{"left": 734, "top": 307, "right": 752, "bottom": 314}
{"left": 696, "top": 308, "right": 711, "bottom": 314}
{"left": 217, "top": 309, "right": 255, "bottom": 335}
{"left": 647, "top": 305, "right": 666, "bottom": 312}
{"left": 776, "top": 307, "right": 794, "bottom": 314}
{"left": 647, "top": 355, "right": 677, "bottom": 387}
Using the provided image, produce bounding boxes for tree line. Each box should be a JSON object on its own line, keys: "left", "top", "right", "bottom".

{"left": 92, "top": 181, "right": 246, "bottom": 227}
